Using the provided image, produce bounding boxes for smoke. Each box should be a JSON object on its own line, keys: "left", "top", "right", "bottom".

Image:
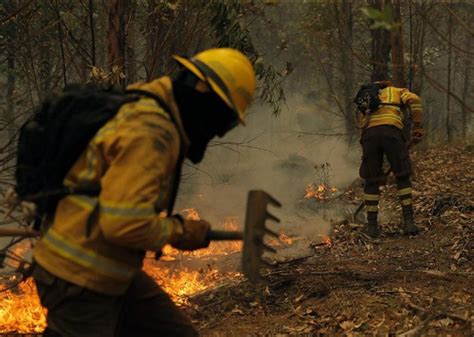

{"left": 176, "top": 92, "right": 361, "bottom": 242}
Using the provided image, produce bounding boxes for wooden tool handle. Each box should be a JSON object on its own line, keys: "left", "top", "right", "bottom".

{"left": 206, "top": 230, "right": 243, "bottom": 241}
{"left": 0, "top": 227, "right": 40, "bottom": 238}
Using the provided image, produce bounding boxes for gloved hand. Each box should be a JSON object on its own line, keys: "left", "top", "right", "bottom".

{"left": 411, "top": 129, "right": 423, "bottom": 145}
{"left": 170, "top": 216, "right": 211, "bottom": 251}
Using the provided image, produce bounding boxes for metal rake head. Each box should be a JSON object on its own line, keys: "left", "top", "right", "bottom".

{"left": 242, "top": 190, "right": 282, "bottom": 284}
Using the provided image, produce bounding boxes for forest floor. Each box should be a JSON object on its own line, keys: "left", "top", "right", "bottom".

{"left": 185, "top": 145, "right": 474, "bottom": 336}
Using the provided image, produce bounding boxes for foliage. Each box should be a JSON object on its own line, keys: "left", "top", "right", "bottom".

{"left": 360, "top": 5, "right": 396, "bottom": 30}
{"left": 207, "top": 0, "right": 287, "bottom": 115}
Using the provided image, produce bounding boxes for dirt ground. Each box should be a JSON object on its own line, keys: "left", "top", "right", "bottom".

{"left": 184, "top": 145, "right": 474, "bottom": 336}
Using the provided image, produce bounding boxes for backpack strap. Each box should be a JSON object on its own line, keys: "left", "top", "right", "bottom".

{"left": 125, "top": 89, "right": 186, "bottom": 216}
{"left": 125, "top": 89, "right": 173, "bottom": 119}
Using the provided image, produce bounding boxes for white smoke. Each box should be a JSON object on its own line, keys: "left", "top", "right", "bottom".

{"left": 176, "top": 92, "right": 361, "bottom": 242}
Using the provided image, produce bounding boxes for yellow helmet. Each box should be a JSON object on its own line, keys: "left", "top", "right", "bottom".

{"left": 173, "top": 48, "right": 256, "bottom": 124}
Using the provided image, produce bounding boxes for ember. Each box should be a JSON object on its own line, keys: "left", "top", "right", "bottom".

{"left": 322, "top": 235, "right": 332, "bottom": 247}
{"left": 278, "top": 233, "right": 293, "bottom": 245}
{"left": 304, "top": 183, "right": 338, "bottom": 200}
{"left": 314, "top": 235, "right": 333, "bottom": 248}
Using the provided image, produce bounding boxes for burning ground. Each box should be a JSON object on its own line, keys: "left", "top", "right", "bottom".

{"left": 0, "top": 145, "right": 472, "bottom": 336}
{"left": 184, "top": 145, "right": 473, "bottom": 336}
{"left": 0, "top": 209, "right": 293, "bottom": 334}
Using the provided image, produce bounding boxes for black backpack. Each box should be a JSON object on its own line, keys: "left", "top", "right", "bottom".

{"left": 353, "top": 83, "right": 382, "bottom": 115}
{"left": 14, "top": 84, "right": 182, "bottom": 228}
{"left": 353, "top": 83, "right": 400, "bottom": 115}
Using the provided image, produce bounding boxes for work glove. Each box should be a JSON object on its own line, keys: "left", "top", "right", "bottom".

{"left": 411, "top": 129, "right": 423, "bottom": 145}
{"left": 170, "top": 216, "right": 211, "bottom": 251}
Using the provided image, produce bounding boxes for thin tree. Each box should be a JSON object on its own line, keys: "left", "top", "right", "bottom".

{"left": 334, "top": 0, "right": 355, "bottom": 140}
{"left": 4, "top": 0, "right": 17, "bottom": 144}
{"left": 390, "top": 0, "right": 405, "bottom": 87}
{"left": 460, "top": 8, "right": 472, "bottom": 140}
{"left": 107, "top": 0, "right": 128, "bottom": 87}
{"left": 369, "top": 0, "right": 391, "bottom": 81}
{"left": 446, "top": 1, "right": 453, "bottom": 143}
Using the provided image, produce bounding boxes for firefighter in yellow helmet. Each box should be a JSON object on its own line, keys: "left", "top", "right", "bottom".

{"left": 31, "top": 48, "right": 256, "bottom": 337}
{"left": 355, "top": 80, "right": 423, "bottom": 238}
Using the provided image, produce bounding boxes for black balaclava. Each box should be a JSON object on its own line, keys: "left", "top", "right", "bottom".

{"left": 172, "top": 70, "right": 238, "bottom": 164}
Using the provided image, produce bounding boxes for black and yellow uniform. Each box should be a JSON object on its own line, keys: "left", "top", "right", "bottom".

{"left": 33, "top": 77, "right": 198, "bottom": 337}
{"left": 34, "top": 77, "right": 186, "bottom": 296}
{"left": 31, "top": 48, "right": 257, "bottom": 337}
{"left": 358, "top": 85, "right": 423, "bottom": 237}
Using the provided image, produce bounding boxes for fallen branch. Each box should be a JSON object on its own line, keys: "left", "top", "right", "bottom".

{"left": 406, "top": 302, "right": 471, "bottom": 323}
{"left": 398, "top": 317, "right": 432, "bottom": 337}
{"left": 266, "top": 253, "right": 315, "bottom": 267}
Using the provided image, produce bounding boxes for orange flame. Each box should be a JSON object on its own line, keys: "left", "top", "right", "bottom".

{"left": 304, "top": 183, "right": 337, "bottom": 200}
{"left": 0, "top": 242, "right": 46, "bottom": 333}
{"left": 0, "top": 209, "right": 294, "bottom": 333}
{"left": 322, "top": 235, "right": 332, "bottom": 247}
{"left": 314, "top": 235, "right": 332, "bottom": 249}
{"left": 278, "top": 233, "right": 293, "bottom": 245}
{"left": 0, "top": 278, "right": 47, "bottom": 333}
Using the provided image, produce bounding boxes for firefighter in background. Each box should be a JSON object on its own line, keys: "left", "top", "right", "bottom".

{"left": 356, "top": 80, "right": 423, "bottom": 238}
{"left": 31, "top": 48, "right": 256, "bottom": 337}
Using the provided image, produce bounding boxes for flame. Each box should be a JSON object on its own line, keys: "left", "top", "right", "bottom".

{"left": 278, "top": 232, "right": 293, "bottom": 245}
{"left": 143, "top": 259, "right": 242, "bottom": 306}
{"left": 0, "top": 208, "right": 294, "bottom": 333}
{"left": 304, "top": 183, "right": 337, "bottom": 200}
{"left": 0, "top": 242, "right": 46, "bottom": 333}
{"left": 0, "top": 278, "right": 47, "bottom": 333}
{"left": 268, "top": 232, "right": 294, "bottom": 246}
{"left": 314, "top": 235, "right": 332, "bottom": 249}
{"left": 142, "top": 210, "right": 245, "bottom": 305}
{"left": 160, "top": 213, "right": 243, "bottom": 260}
{"left": 322, "top": 235, "right": 332, "bottom": 247}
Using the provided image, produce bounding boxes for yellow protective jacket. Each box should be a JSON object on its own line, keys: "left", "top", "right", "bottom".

{"left": 33, "top": 77, "right": 189, "bottom": 295}
{"left": 360, "top": 86, "right": 423, "bottom": 132}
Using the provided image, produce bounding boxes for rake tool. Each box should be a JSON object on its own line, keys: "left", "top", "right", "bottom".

{"left": 205, "top": 190, "right": 282, "bottom": 284}
{"left": 0, "top": 190, "right": 282, "bottom": 284}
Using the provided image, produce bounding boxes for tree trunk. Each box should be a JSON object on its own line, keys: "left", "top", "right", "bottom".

{"left": 446, "top": 2, "right": 453, "bottom": 143}
{"left": 4, "top": 1, "right": 17, "bottom": 145}
{"left": 38, "top": 2, "right": 52, "bottom": 100}
{"left": 461, "top": 13, "right": 472, "bottom": 140}
{"left": 126, "top": 0, "right": 137, "bottom": 84}
{"left": 107, "top": 0, "right": 128, "bottom": 87}
{"left": 89, "top": 0, "right": 96, "bottom": 67}
{"left": 335, "top": 0, "right": 355, "bottom": 140}
{"left": 411, "top": 1, "right": 427, "bottom": 95}
{"left": 55, "top": 1, "right": 67, "bottom": 87}
{"left": 145, "top": 0, "right": 158, "bottom": 81}
{"left": 369, "top": 0, "right": 392, "bottom": 82}
{"left": 390, "top": 0, "right": 406, "bottom": 87}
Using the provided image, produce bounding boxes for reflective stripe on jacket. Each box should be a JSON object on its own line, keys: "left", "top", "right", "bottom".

{"left": 362, "top": 86, "right": 423, "bottom": 131}
{"left": 33, "top": 77, "right": 189, "bottom": 295}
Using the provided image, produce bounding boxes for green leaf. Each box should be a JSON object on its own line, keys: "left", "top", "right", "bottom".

{"left": 360, "top": 7, "right": 382, "bottom": 20}
{"left": 370, "top": 21, "right": 393, "bottom": 30}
